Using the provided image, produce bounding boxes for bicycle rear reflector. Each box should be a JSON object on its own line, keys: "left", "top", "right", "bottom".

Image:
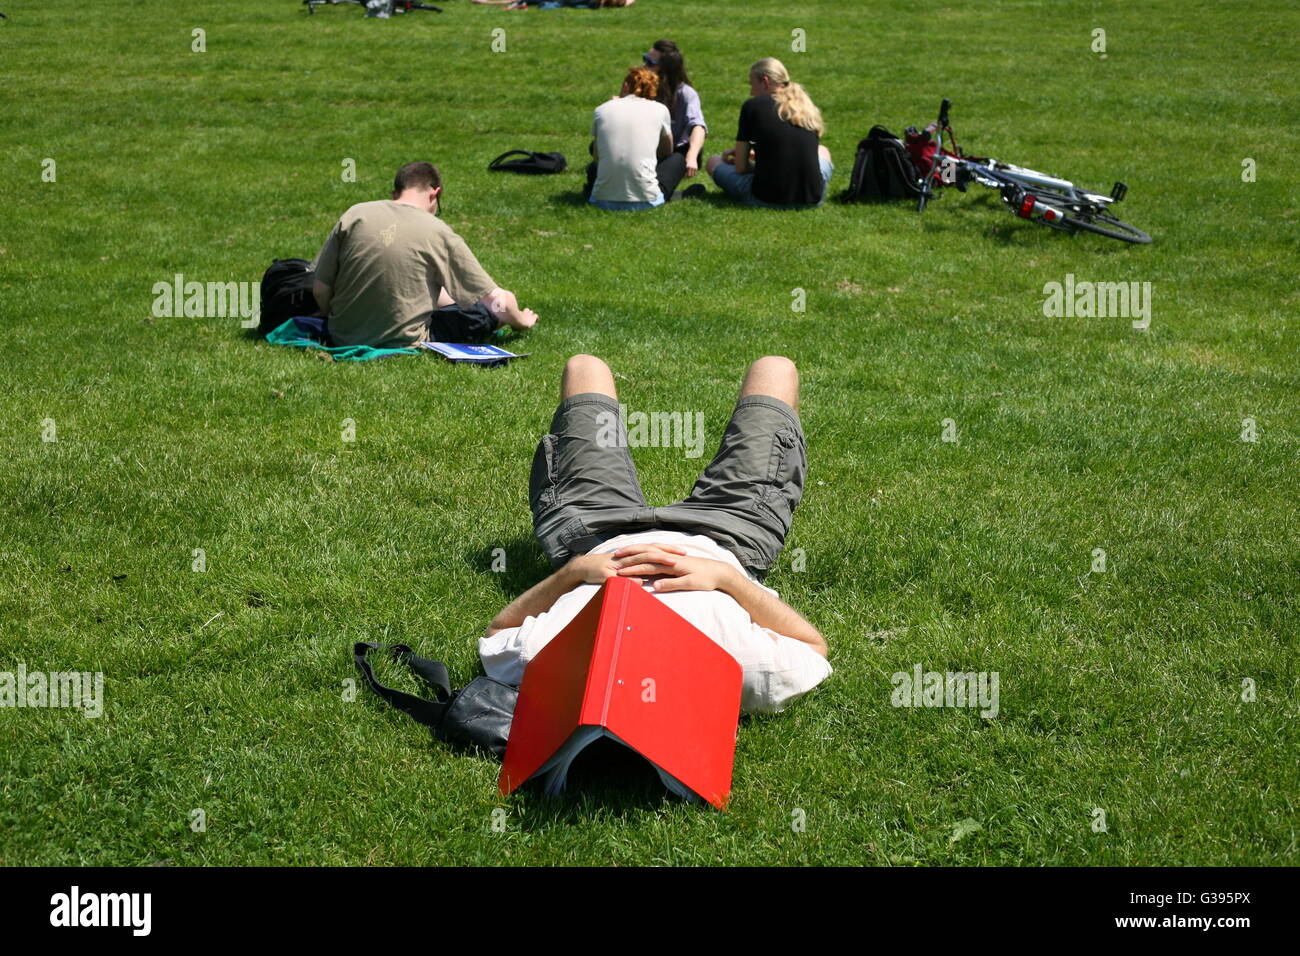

{"left": 1018, "top": 193, "right": 1063, "bottom": 223}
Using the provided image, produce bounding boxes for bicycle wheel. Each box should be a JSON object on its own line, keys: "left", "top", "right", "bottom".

{"left": 1066, "top": 213, "right": 1149, "bottom": 243}
{"left": 1063, "top": 209, "right": 1152, "bottom": 244}
{"left": 1015, "top": 189, "right": 1152, "bottom": 244}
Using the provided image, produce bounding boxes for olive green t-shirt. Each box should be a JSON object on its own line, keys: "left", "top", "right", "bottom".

{"left": 312, "top": 200, "right": 497, "bottom": 348}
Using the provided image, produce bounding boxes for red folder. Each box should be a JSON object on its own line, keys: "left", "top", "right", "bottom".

{"left": 499, "top": 576, "right": 743, "bottom": 809}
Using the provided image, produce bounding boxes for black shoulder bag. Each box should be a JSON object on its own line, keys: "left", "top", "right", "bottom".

{"left": 353, "top": 642, "right": 517, "bottom": 758}
{"left": 488, "top": 149, "right": 568, "bottom": 174}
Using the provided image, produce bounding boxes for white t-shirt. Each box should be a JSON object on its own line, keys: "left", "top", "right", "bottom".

{"left": 590, "top": 96, "right": 673, "bottom": 204}
{"left": 478, "top": 530, "right": 832, "bottom": 714}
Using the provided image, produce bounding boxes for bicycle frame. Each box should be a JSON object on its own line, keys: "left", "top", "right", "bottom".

{"left": 955, "top": 157, "right": 1115, "bottom": 207}
{"left": 916, "top": 98, "right": 1145, "bottom": 241}
{"left": 916, "top": 98, "right": 949, "bottom": 213}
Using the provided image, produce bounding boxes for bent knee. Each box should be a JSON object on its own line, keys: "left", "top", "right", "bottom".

{"left": 752, "top": 355, "right": 797, "bottom": 376}
{"left": 566, "top": 353, "right": 609, "bottom": 375}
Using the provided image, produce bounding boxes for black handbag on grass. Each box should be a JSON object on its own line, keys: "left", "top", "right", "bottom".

{"left": 488, "top": 149, "right": 568, "bottom": 174}
{"left": 353, "top": 642, "right": 517, "bottom": 757}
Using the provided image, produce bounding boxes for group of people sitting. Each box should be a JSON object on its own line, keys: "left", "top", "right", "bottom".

{"left": 585, "top": 45, "right": 831, "bottom": 210}
{"left": 293, "top": 42, "right": 829, "bottom": 352}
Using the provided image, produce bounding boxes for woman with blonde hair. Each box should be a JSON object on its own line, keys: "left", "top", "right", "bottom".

{"left": 706, "top": 57, "right": 833, "bottom": 207}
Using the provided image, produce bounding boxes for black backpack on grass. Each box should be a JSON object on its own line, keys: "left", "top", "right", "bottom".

{"left": 839, "top": 126, "right": 924, "bottom": 202}
{"left": 488, "top": 149, "right": 568, "bottom": 174}
{"left": 258, "top": 258, "right": 322, "bottom": 336}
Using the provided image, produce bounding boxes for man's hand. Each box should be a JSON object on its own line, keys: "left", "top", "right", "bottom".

{"left": 566, "top": 551, "right": 620, "bottom": 586}
{"left": 487, "top": 542, "right": 828, "bottom": 659}
{"left": 684, "top": 152, "right": 700, "bottom": 178}
{"left": 721, "top": 147, "right": 737, "bottom": 165}
{"left": 611, "top": 542, "right": 737, "bottom": 593}
{"left": 611, "top": 542, "right": 827, "bottom": 656}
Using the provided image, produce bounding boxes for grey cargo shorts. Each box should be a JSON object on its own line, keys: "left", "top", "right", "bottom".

{"left": 528, "top": 392, "right": 807, "bottom": 580}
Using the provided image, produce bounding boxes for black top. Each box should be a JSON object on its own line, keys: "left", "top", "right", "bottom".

{"left": 736, "top": 94, "right": 823, "bottom": 206}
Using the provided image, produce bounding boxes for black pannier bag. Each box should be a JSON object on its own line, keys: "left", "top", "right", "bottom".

{"left": 839, "top": 125, "right": 925, "bottom": 202}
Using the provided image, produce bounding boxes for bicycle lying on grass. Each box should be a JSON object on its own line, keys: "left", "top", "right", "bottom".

{"left": 304, "top": 0, "right": 443, "bottom": 15}
{"left": 915, "top": 99, "right": 1152, "bottom": 244}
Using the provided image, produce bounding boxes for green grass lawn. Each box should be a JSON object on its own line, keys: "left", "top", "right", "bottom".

{"left": 1, "top": 0, "right": 1296, "bottom": 866}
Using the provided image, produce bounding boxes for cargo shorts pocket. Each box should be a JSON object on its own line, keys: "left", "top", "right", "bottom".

{"left": 555, "top": 515, "right": 595, "bottom": 556}
{"left": 756, "top": 426, "right": 805, "bottom": 528}
{"left": 529, "top": 434, "right": 559, "bottom": 513}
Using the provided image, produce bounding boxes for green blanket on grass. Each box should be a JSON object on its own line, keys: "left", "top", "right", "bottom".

{"left": 265, "top": 318, "right": 420, "bottom": 361}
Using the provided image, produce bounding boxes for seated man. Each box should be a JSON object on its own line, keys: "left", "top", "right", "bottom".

{"left": 480, "top": 354, "right": 831, "bottom": 714}
{"left": 311, "top": 161, "right": 538, "bottom": 348}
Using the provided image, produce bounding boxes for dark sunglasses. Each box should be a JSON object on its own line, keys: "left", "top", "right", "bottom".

{"left": 642, "top": 53, "right": 659, "bottom": 67}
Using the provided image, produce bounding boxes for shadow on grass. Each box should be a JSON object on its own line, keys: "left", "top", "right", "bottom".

{"left": 550, "top": 188, "right": 590, "bottom": 208}
{"left": 505, "top": 737, "right": 696, "bottom": 824}
{"left": 547, "top": 186, "right": 740, "bottom": 211}
{"left": 496, "top": 715, "right": 770, "bottom": 823}
{"left": 471, "top": 536, "right": 552, "bottom": 601}
{"left": 919, "top": 191, "right": 1148, "bottom": 249}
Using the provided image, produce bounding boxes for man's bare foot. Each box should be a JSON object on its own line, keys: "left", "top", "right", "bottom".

{"left": 508, "top": 309, "right": 539, "bottom": 330}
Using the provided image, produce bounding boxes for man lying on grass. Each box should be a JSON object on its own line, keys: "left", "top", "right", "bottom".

{"left": 311, "top": 161, "right": 539, "bottom": 349}
{"left": 480, "top": 354, "right": 830, "bottom": 713}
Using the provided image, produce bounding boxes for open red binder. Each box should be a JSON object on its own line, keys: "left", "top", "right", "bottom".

{"left": 499, "top": 575, "right": 744, "bottom": 809}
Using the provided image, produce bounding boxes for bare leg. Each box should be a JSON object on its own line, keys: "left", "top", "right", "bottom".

{"left": 562, "top": 354, "right": 617, "bottom": 401}
{"left": 740, "top": 355, "right": 799, "bottom": 412}
{"left": 818, "top": 144, "right": 832, "bottom": 163}
{"left": 531, "top": 355, "right": 644, "bottom": 567}
{"left": 653, "top": 356, "right": 805, "bottom": 576}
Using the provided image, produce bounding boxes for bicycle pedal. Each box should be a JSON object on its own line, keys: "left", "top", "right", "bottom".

{"left": 1111, "top": 181, "right": 1128, "bottom": 202}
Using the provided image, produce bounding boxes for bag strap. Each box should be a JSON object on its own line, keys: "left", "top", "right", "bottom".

{"left": 353, "top": 641, "right": 452, "bottom": 729}
{"left": 488, "top": 150, "right": 537, "bottom": 170}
